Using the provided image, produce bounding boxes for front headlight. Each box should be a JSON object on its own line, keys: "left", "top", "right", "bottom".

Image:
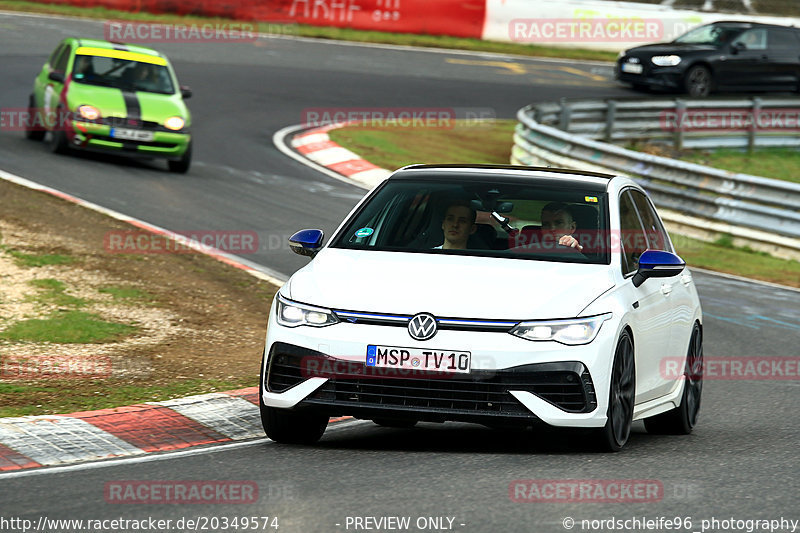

{"left": 164, "top": 116, "right": 185, "bottom": 130}
{"left": 509, "top": 313, "right": 612, "bottom": 345}
{"left": 275, "top": 294, "right": 339, "bottom": 328}
{"left": 651, "top": 55, "right": 681, "bottom": 66}
{"left": 77, "top": 105, "right": 101, "bottom": 121}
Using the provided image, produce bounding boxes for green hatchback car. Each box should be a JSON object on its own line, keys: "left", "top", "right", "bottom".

{"left": 27, "top": 38, "right": 193, "bottom": 173}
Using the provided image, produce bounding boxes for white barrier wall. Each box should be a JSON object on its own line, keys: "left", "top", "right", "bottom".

{"left": 483, "top": 0, "right": 800, "bottom": 52}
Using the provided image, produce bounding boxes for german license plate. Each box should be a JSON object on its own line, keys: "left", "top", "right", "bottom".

{"left": 366, "top": 345, "right": 471, "bottom": 374}
{"left": 621, "top": 62, "right": 643, "bottom": 74}
{"left": 110, "top": 127, "right": 154, "bottom": 141}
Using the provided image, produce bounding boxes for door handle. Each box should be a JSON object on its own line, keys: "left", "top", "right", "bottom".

{"left": 660, "top": 283, "right": 673, "bottom": 296}
{"left": 681, "top": 274, "right": 692, "bottom": 286}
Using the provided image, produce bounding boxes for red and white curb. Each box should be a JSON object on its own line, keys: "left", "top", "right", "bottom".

{"left": 274, "top": 123, "right": 390, "bottom": 191}
{"left": 0, "top": 388, "right": 263, "bottom": 472}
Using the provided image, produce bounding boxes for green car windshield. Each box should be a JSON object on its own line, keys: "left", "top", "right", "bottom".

{"left": 72, "top": 55, "right": 175, "bottom": 94}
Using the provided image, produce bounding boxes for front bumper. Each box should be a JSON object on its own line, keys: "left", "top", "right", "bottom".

{"left": 615, "top": 62, "right": 685, "bottom": 90}
{"left": 67, "top": 120, "right": 190, "bottom": 160}
{"left": 261, "top": 302, "right": 619, "bottom": 429}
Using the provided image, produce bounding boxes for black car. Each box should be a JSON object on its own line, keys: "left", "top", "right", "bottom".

{"left": 615, "top": 21, "right": 800, "bottom": 97}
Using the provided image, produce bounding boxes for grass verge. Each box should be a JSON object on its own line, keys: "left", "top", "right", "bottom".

{"left": 0, "top": 378, "right": 254, "bottom": 417}
{"left": 0, "top": 0, "right": 618, "bottom": 62}
{"left": 329, "top": 121, "right": 800, "bottom": 288}
{"left": 6, "top": 248, "right": 75, "bottom": 267}
{"left": 0, "top": 310, "right": 137, "bottom": 343}
{"left": 1, "top": 177, "right": 277, "bottom": 417}
{"left": 629, "top": 144, "right": 800, "bottom": 184}
{"left": 28, "top": 278, "right": 87, "bottom": 307}
{"left": 328, "top": 120, "right": 517, "bottom": 170}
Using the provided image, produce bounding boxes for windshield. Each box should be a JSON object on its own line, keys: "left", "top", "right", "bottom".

{"left": 331, "top": 178, "right": 610, "bottom": 265}
{"left": 673, "top": 23, "right": 745, "bottom": 46}
{"left": 71, "top": 55, "right": 175, "bottom": 94}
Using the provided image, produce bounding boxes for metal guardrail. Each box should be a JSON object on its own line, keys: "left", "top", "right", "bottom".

{"left": 531, "top": 97, "right": 800, "bottom": 150}
{"left": 513, "top": 100, "right": 800, "bottom": 241}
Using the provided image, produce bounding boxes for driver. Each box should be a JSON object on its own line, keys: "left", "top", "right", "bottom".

{"left": 540, "top": 202, "right": 584, "bottom": 252}
{"left": 435, "top": 200, "right": 477, "bottom": 250}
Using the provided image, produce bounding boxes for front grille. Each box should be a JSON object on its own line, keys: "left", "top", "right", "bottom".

{"left": 90, "top": 134, "right": 178, "bottom": 149}
{"left": 103, "top": 116, "right": 161, "bottom": 130}
{"left": 265, "top": 343, "right": 597, "bottom": 419}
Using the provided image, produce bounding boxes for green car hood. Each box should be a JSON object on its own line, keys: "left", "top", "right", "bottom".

{"left": 66, "top": 82, "right": 190, "bottom": 126}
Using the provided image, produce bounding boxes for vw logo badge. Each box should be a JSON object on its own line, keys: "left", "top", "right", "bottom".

{"left": 408, "top": 313, "right": 437, "bottom": 341}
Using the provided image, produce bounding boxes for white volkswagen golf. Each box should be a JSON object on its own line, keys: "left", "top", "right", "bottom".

{"left": 260, "top": 165, "right": 703, "bottom": 451}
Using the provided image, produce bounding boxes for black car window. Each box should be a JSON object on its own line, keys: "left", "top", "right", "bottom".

{"left": 767, "top": 28, "right": 799, "bottom": 49}
{"left": 629, "top": 190, "right": 672, "bottom": 253}
{"left": 674, "top": 23, "right": 743, "bottom": 46}
{"left": 732, "top": 29, "right": 767, "bottom": 51}
{"left": 48, "top": 44, "right": 65, "bottom": 68}
{"left": 52, "top": 45, "right": 71, "bottom": 73}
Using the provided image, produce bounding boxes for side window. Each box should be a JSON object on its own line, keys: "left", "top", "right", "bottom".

{"left": 629, "top": 190, "right": 672, "bottom": 253}
{"left": 733, "top": 29, "right": 767, "bottom": 51}
{"left": 768, "top": 28, "right": 799, "bottom": 49}
{"left": 618, "top": 190, "right": 648, "bottom": 276}
{"left": 52, "top": 45, "right": 71, "bottom": 74}
{"left": 48, "top": 44, "right": 65, "bottom": 68}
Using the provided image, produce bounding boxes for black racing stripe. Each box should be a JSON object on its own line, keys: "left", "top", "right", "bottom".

{"left": 121, "top": 91, "right": 141, "bottom": 121}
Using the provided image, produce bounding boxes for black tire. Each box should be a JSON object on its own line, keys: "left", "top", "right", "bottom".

{"left": 595, "top": 330, "right": 636, "bottom": 452}
{"left": 49, "top": 107, "right": 70, "bottom": 154}
{"left": 644, "top": 324, "right": 703, "bottom": 435}
{"left": 168, "top": 141, "right": 191, "bottom": 173}
{"left": 684, "top": 65, "right": 712, "bottom": 97}
{"left": 373, "top": 418, "right": 418, "bottom": 428}
{"left": 25, "top": 94, "right": 45, "bottom": 141}
{"left": 258, "top": 350, "right": 328, "bottom": 444}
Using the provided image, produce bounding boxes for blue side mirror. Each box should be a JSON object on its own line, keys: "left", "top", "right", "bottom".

{"left": 289, "top": 229, "right": 324, "bottom": 258}
{"left": 632, "top": 250, "right": 685, "bottom": 287}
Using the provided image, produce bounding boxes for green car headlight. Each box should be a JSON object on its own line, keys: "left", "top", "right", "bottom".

{"left": 164, "top": 116, "right": 185, "bottom": 130}
{"left": 276, "top": 294, "right": 339, "bottom": 328}
{"left": 78, "top": 105, "right": 101, "bottom": 121}
{"left": 510, "top": 313, "right": 612, "bottom": 345}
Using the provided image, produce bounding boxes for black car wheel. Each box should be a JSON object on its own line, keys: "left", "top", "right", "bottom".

{"left": 644, "top": 324, "right": 703, "bottom": 435}
{"left": 168, "top": 141, "right": 192, "bottom": 174}
{"left": 25, "top": 94, "right": 45, "bottom": 141}
{"left": 49, "top": 107, "right": 70, "bottom": 154}
{"left": 684, "top": 65, "right": 712, "bottom": 97}
{"left": 596, "top": 330, "right": 635, "bottom": 452}
{"left": 258, "top": 350, "right": 328, "bottom": 444}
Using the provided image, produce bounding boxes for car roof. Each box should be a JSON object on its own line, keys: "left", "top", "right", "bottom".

{"left": 706, "top": 20, "right": 797, "bottom": 31}
{"left": 66, "top": 38, "right": 164, "bottom": 58}
{"left": 388, "top": 164, "right": 615, "bottom": 193}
